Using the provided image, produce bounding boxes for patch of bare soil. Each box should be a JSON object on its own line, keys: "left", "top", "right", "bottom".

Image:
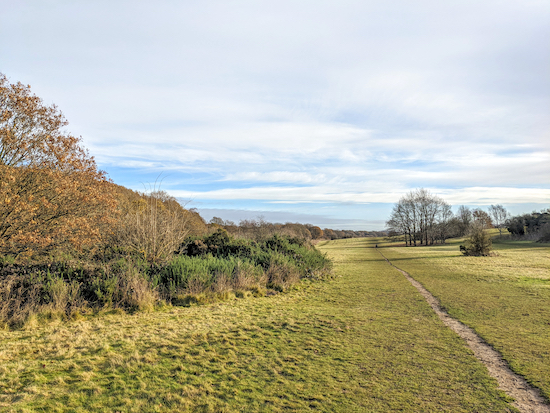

{"left": 377, "top": 249, "right": 550, "bottom": 413}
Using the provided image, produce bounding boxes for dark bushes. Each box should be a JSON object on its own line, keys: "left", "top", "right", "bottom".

{"left": 538, "top": 224, "right": 550, "bottom": 243}
{"left": 506, "top": 209, "right": 550, "bottom": 242}
{"left": 178, "top": 230, "right": 332, "bottom": 278}
{"left": 0, "top": 259, "right": 158, "bottom": 328}
{"left": 0, "top": 231, "right": 332, "bottom": 329}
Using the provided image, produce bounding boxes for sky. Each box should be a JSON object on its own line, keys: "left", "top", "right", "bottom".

{"left": 2, "top": 0, "right": 549, "bottom": 230}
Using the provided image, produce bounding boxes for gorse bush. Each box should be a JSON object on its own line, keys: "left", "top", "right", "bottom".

{"left": 155, "top": 255, "right": 264, "bottom": 294}
{"left": 0, "top": 231, "right": 332, "bottom": 329}
{"left": 169, "top": 231, "right": 331, "bottom": 296}
{"left": 173, "top": 230, "right": 332, "bottom": 292}
{"left": 179, "top": 230, "right": 330, "bottom": 273}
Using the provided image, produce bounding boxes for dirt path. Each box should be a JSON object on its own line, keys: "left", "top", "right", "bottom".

{"left": 377, "top": 249, "right": 550, "bottom": 413}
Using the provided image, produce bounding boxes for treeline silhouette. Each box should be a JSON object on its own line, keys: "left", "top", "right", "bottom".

{"left": 208, "top": 217, "right": 385, "bottom": 242}
{"left": 506, "top": 209, "right": 550, "bottom": 242}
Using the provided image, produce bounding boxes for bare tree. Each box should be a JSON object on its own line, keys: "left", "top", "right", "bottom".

{"left": 209, "top": 217, "right": 225, "bottom": 226}
{"left": 488, "top": 204, "right": 509, "bottom": 237}
{"left": 115, "top": 190, "right": 192, "bottom": 262}
{"left": 387, "top": 195, "right": 418, "bottom": 246}
{"left": 434, "top": 202, "right": 453, "bottom": 243}
{"left": 386, "top": 188, "right": 451, "bottom": 246}
{"left": 472, "top": 209, "right": 493, "bottom": 230}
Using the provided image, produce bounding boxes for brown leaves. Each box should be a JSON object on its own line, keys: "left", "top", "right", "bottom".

{"left": 0, "top": 73, "right": 117, "bottom": 257}
{"left": 0, "top": 166, "right": 116, "bottom": 256}
{"left": 1, "top": 73, "right": 72, "bottom": 168}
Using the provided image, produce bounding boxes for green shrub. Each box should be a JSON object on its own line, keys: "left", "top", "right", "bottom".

{"left": 157, "top": 254, "right": 265, "bottom": 296}
{"left": 0, "top": 230, "right": 332, "bottom": 329}
{"left": 460, "top": 224, "right": 493, "bottom": 256}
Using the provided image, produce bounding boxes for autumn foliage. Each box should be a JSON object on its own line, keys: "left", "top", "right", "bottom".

{"left": 0, "top": 73, "right": 117, "bottom": 257}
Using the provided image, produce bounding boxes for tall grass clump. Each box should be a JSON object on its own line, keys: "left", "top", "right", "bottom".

{"left": 0, "top": 258, "right": 158, "bottom": 329}
{"left": 155, "top": 255, "right": 264, "bottom": 295}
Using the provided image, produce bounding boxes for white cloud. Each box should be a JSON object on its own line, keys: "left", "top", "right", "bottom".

{"left": 222, "top": 171, "right": 328, "bottom": 184}
{"left": 171, "top": 185, "right": 550, "bottom": 206}
{"left": 2, "top": 0, "right": 549, "bottom": 227}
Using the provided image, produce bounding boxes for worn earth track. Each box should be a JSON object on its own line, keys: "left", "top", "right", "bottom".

{"left": 376, "top": 249, "right": 550, "bottom": 413}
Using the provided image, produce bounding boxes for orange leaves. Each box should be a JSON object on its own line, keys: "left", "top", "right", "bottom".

{"left": 1, "top": 73, "right": 71, "bottom": 168}
{"left": 0, "top": 73, "right": 118, "bottom": 257}
{"left": 0, "top": 166, "right": 117, "bottom": 256}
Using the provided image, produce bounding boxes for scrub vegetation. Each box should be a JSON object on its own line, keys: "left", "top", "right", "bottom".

{"left": 0, "top": 228, "right": 332, "bottom": 330}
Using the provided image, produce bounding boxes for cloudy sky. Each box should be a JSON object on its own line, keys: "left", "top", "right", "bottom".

{"left": 2, "top": 0, "right": 549, "bottom": 229}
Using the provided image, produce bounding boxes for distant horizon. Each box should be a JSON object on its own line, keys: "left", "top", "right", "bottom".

{"left": 192, "top": 202, "right": 549, "bottom": 232}
{"left": 2, "top": 1, "right": 548, "bottom": 227}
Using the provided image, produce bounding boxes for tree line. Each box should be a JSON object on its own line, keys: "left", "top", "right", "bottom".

{"left": 385, "top": 189, "right": 515, "bottom": 246}
{"left": 506, "top": 209, "right": 550, "bottom": 242}
{"left": 207, "top": 217, "right": 385, "bottom": 241}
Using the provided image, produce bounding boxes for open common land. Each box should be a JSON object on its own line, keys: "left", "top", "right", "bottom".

{"left": 377, "top": 235, "right": 550, "bottom": 403}
{"left": 1, "top": 236, "right": 549, "bottom": 412}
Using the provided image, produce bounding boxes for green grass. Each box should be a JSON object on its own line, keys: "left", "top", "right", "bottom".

{"left": 0, "top": 238, "right": 516, "bottom": 412}
{"left": 378, "top": 234, "right": 550, "bottom": 401}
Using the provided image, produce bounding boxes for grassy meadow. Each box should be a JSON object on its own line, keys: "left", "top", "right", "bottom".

{"left": 0, "top": 237, "right": 519, "bottom": 412}
{"left": 377, "top": 233, "right": 550, "bottom": 401}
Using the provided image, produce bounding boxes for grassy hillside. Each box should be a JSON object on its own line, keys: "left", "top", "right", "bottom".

{"left": 0, "top": 238, "right": 515, "bottom": 412}
{"left": 377, "top": 234, "right": 550, "bottom": 401}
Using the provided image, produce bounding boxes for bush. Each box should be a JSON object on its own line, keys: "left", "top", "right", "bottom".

{"left": 177, "top": 232, "right": 332, "bottom": 279}
{"left": 155, "top": 254, "right": 265, "bottom": 298}
{"left": 0, "top": 258, "right": 159, "bottom": 328}
{"left": 0, "top": 228, "right": 333, "bottom": 329}
{"left": 460, "top": 224, "right": 493, "bottom": 256}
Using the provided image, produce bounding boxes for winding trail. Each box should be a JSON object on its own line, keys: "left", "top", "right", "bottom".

{"left": 376, "top": 248, "right": 550, "bottom": 413}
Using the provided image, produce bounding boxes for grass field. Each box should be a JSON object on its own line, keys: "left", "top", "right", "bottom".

{"left": 0, "top": 237, "right": 520, "bottom": 412}
{"left": 377, "top": 234, "right": 550, "bottom": 402}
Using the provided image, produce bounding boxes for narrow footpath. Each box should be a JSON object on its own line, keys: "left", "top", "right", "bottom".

{"left": 377, "top": 248, "right": 550, "bottom": 413}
